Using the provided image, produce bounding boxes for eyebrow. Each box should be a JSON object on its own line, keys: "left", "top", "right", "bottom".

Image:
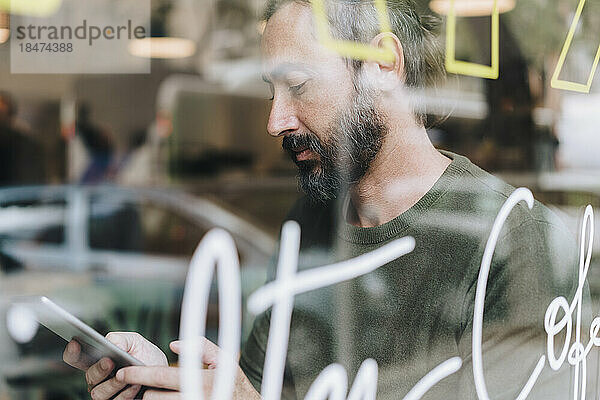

{"left": 262, "top": 63, "right": 315, "bottom": 83}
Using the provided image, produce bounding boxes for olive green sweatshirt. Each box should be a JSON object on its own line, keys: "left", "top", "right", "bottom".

{"left": 240, "top": 152, "right": 587, "bottom": 399}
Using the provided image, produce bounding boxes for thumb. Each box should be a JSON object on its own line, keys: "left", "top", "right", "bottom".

{"left": 106, "top": 332, "right": 145, "bottom": 353}
{"left": 106, "top": 332, "right": 130, "bottom": 352}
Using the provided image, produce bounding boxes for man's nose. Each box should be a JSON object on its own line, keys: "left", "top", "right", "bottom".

{"left": 267, "top": 94, "right": 300, "bottom": 137}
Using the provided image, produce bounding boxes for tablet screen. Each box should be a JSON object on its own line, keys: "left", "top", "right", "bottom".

{"left": 14, "top": 296, "right": 144, "bottom": 369}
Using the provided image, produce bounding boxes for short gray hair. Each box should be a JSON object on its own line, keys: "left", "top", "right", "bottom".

{"left": 263, "top": 0, "right": 445, "bottom": 89}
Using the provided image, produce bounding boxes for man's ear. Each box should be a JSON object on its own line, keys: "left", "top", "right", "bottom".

{"left": 362, "top": 32, "right": 405, "bottom": 90}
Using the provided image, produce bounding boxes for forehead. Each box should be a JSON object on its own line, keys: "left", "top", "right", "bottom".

{"left": 261, "top": 2, "right": 346, "bottom": 78}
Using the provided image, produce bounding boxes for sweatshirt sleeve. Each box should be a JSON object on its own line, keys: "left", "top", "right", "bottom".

{"left": 240, "top": 309, "right": 271, "bottom": 393}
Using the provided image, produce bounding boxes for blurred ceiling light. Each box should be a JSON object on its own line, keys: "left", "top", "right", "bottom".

{"left": 128, "top": 37, "right": 196, "bottom": 59}
{"left": 429, "top": 0, "right": 515, "bottom": 16}
{"left": 0, "top": 12, "right": 8, "bottom": 44}
{"left": 0, "top": 0, "right": 62, "bottom": 17}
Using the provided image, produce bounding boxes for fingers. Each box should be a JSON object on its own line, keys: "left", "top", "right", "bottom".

{"left": 63, "top": 340, "right": 95, "bottom": 370}
{"left": 169, "top": 337, "right": 220, "bottom": 366}
{"left": 89, "top": 376, "right": 127, "bottom": 400}
{"left": 141, "top": 390, "right": 181, "bottom": 400}
{"left": 86, "top": 357, "right": 115, "bottom": 388}
{"left": 116, "top": 366, "right": 180, "bottom": 391}
{"left": 112, "top": 384, "right": 141, "bottom": 400}
{"left": 168, "top": 341, "right": 179, "bottom": 354}
{"left": 115, "top": 368, "right": 223, "bottom": 399}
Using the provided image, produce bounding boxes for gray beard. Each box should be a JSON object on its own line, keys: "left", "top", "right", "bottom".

{"left": 298, "top": 91, "right": 386, "bottom": 204}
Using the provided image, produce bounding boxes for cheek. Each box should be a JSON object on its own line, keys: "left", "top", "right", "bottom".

{"left": 295, "top": 77, "right": 354, "bottom": 140}
{"left": 295, "top": 102, "right": 335, "bottom": 140}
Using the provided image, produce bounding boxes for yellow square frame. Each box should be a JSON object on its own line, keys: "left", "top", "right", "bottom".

{"left": 550, "top": 0, "right": 600, "bottom": 93}
{"left": 310, "top": 0, "right": 395, "bottom": 63}
{"left": 445, "top": 0, "right": 499, "bottom": 79}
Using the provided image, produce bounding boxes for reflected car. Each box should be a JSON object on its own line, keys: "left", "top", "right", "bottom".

{"left": 0, "top": 184, "right": 275, "bottom": 400}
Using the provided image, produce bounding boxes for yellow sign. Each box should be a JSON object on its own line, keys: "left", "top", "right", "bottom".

{"left": 551, "top": 0, "right": 600, "bottom": 93}
{"left": 310, "top": 0, "right": 395, "bottom": 63}
{"left": 445, "top": 0, "right": 499, "bottom": 79}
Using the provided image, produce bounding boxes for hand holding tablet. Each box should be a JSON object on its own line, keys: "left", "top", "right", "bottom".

{"left": 63, "top": 332, "right": 169, "bottom": 399}
{"left": 11, "top": 296, "right": 260, "bottom": 399}
{"left": 13, "top": 296, "right": 169, "bottom": 399}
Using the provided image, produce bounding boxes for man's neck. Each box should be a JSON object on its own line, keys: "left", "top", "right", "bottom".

{"left": 345, "top": 120, "right": 451, "bottom": 228}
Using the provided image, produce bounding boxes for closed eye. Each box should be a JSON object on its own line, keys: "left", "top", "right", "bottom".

{"left": 289, "top": 81, "right": 307, "bottom": 96}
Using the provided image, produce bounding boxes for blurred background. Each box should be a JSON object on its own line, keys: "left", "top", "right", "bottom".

{"left": 2, "top": 0, "right": 600, "bottom": 398}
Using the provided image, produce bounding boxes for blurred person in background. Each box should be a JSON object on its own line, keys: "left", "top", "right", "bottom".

{"left": 63, "top": 1, "right": 585, "bottom": 399}
{"left": 76, "top": 103, "right": 116, "bottom": 184}
{"left": 114, "top": 127, "right": 158, "bottom": 186}
{"left": 0, "top": 91, "right": 44, "bottom": 186}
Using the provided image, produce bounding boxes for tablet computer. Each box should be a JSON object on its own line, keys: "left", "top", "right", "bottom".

{"left": 14, "top": 295, "right": 145, "bottom": 370}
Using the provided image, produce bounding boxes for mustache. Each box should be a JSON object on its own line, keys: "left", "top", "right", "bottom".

{"left": 282, "top": 132, "right": 325, "bottom": 159}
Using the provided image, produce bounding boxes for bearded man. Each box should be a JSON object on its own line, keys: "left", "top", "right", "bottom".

{"left": 64, "top": 1, "right": 585, "bottom": 399}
